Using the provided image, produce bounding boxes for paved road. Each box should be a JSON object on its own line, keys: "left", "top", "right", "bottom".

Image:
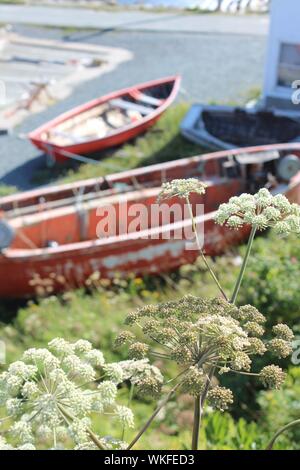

{"left": 0, "top": 23, "right": 266, "bottom": 189}
{"left": 0, "top": 4, "right": 269, "bottom": 35}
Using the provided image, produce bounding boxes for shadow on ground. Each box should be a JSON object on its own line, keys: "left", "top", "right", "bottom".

{"left": 1, "top": 153, "right": 47, "bottom": 189}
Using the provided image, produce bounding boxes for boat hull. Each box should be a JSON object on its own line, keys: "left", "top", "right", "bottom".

{"left": 0, "top": 218, "right": 248, "bottom": 299}
{"left": 3, "top": 180, "right": 300, "bottom": 299}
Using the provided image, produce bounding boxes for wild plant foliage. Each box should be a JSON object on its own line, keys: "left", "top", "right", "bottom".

{"left": 115, "top": 182, "right": 298, "bottom": 450}
{"left": 0, "top": 182, "right": 298, "bottom": 450}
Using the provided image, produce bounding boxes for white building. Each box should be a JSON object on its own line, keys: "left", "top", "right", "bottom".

{"left": 263, "top": 0, "right": 300, "bottom": 111}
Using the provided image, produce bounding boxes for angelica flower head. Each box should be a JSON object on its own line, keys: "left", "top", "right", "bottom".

{"left": 272, "top": 324, "right": 294, "bottom": 342}
{"left": 180, "top": 366, "right": 206, "bottom": 397}
{"left": 259, "top": 365, "right": 286, "bottom": 390}
{"left": 114, "top": 406, "right": 135, "bottom": 428}
{"left": 157, "top": 178, "right": 207, "bottom": 201}
{"left": 0, "top": 338, "right": 138, "bottom": 450}
{"left": 214, "top": 188, "right": 300, "bottom": 234}
{"left": 118, "top": 295, "right": 292, "bottom": 408}
{"left": 115, "top": 358, "right": 164, "bottom": 398}
{"left": 207, "top": 386, "right": 234, "bottom": 411}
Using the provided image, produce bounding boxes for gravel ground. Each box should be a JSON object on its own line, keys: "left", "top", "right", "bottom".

{"left": 0, "top": 25, "right": 266, "bottom": 188}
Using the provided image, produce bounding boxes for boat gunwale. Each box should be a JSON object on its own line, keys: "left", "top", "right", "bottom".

{"left": 9, "top": 177, "right": 224, "bottom": 225}
{"left": 10, "top": 186, "right": 162, "bottom": 228}
{"left": 2, "top": 142, "right": 300, "bottom": 208}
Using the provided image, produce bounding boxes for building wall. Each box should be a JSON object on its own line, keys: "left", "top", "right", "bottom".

{"left": 263, "top": 0, "right": 300, "bottom": 108}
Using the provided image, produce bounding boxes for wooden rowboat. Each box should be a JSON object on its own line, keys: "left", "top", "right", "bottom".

{"left": 1, "top": 143, "right": 300, "bottom": 299}
{"left": 28, "top": 76, "right": 181, "bottom": 164}
{"left": 180, "top": 104, "right": 300, "bottom": 151}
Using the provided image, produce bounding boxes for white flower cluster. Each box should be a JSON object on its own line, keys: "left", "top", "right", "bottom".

{"left": 214, "top": 188, "right": 300, "bottom": 234}
{"left": 0, "top": 435, "right": 35, "bottom": 451}
{"left": 196, "top": 314, "right": 249, "bottom": 348}
{"left": 116, "top": 359, "right": 163, "bottom": 385}
{"left": 104, "top": 359, "right": 164, "bottom": 398}
{"left": 157, "top": 178, "right": 207, "bottom": 201}
{"left": 0, "top": 338, "right": 138, "bottom": 450}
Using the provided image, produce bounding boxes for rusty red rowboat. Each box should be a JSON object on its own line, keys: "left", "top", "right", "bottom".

{"left": 28, "top": 76, "right": 181, "bottom": 164}
{"left": 1, "top": 143, "right": 300, "bottom": 299}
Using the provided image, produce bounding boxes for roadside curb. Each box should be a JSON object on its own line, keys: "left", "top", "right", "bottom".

{"left": 0, "top": 5, "right": 269, "bottom": 36}
{"left": 0, "top": 32, "right": 133, "bottom": 130}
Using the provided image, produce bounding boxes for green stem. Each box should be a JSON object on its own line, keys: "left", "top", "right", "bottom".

{"left": 58, "top": 404, "right": 106, "bottom": 450}
{"left": 191, "top": 367, "right": 214, "bottom": 451}
{"left": 231, "top": 225, "right": 257, "bottom": 304}
{"left": 127, "top": 382, "right": 181, "bottom": 450}
{"left": 186, "top": 198, "right": 228, "bottom": 301}
{"left": 191, "top": 395, "right": 201, "bottom": 450}
{"left": 266, "top": 419, "right": 300, "bottom": 450}
{"left": 86, "top": 428, "right": 106, "bottom": 451}
{"left": 122, "top": 384, "right": 135, "bottom": 441}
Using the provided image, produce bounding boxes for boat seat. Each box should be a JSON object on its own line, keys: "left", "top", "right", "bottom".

{"left": 50, "top": 130, "right": 86, "bottom": 144}
{"left": 129, "top": 90, "right": 163, "bottom": 107}
{"left": 235, "top": 150, "right": 280, "bottom": 165}
{"left": 110, "top": 99, "right": 154, "bottom": 116}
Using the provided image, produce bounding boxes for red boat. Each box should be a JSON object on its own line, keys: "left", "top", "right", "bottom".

{"left": 28, "top": 76, "right": 181, "bottom": 164}
{"left": 1, "top": 144, "right": 300, "bottom": 299}
{"left": 0, "top": 144, "right": 300, "bottom": 298}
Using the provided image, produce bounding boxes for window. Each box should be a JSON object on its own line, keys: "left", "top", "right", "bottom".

{"left": 277, "top": 43, "right": 300, "bottom": 88}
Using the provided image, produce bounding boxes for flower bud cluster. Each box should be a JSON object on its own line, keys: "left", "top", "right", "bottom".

{"left": 119, "top": 295, "right": 292, "bottom": 407}
{"left": 214, "top": 189, "right": 300, "bottom": 235}
{"left": 157, "top": 178, "right": 207, "bottom": 201}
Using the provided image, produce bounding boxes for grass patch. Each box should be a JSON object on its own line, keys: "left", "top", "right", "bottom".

{"left": 0, "top": 183, "right": 18, "bottom": 197}
{"left": 0, "top": 0, "right": 25, "bottom": 4}
{"left": 241, "top": 86, "right": 261, "bottom": 103}
{"left": 0, "top": 266, "right": 228, "bottom": 363}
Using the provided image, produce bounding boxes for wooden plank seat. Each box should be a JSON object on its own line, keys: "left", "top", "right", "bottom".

{"left": 110, "top": 98, "right": 154, "bottom": 115}
{"left": 129, "top": 90, "right": 163, "bottom": 107}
